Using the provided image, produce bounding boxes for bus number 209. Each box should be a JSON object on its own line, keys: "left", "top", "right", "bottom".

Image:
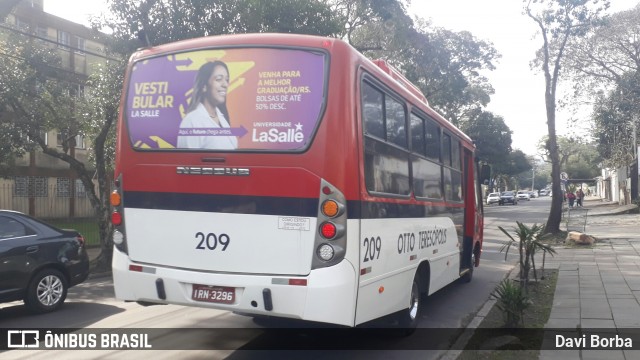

{"left": 195, "top": 232, "right": 230, "bottom": 251}
{"left": 363, "top": 236, "right": 382, "bottom": 262}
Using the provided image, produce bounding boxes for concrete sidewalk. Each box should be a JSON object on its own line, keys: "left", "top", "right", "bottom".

{"left": 539, "top": 198, "right": 640, "bottom": 360}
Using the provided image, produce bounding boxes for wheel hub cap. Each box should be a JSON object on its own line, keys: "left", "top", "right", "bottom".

{"left": 37, "top": 275, "right": 63, "bottom": 306}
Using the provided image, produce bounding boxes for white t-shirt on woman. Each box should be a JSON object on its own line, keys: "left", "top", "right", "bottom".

{"left": 177, "top": 103, "right": 238, "bottom": 150}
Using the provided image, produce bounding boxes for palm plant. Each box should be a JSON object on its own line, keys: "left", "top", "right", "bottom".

{"left": 498, "top": 222, "right": 556, "bottom": 293}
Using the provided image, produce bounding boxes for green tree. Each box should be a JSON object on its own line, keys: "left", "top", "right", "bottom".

{"left": 537, "top": 135, "right": 602, "bottom": 180}
{"left": 591, "top": 83, "right": 639, "bottom": 169}
{"left": 328, "top": 0, "right": 413, "bottom": 51}
{"left": 77, "top": 61, "right": 126, "bottom": 271}
{"left": 97, "top": 0, "right": 342, "bottom": 53}
{"left": 524, "top": 0, "right": 610, "bottom": 234}
{"left": 330, "top": 1, "right": 499, "bottom": 126}
{"left": 461, "top": 109, "right": 512, "bottom": 165}
{"left": 565, "top": 4, "right": 639, "bottom": 195}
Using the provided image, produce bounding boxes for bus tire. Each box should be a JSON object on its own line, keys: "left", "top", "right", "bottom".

{"left": 461, "top": 249, "right": 475, "bottom": 283}
{"left": 398, "top": 274, "right": 421, "bottom": 333}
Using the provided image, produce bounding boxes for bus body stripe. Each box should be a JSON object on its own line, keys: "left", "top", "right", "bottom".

{"left": 123, "top": 191, "right": 319, "bottom": 217}
{"left": 123, "top": 191, "right": 464, "bottom": 219}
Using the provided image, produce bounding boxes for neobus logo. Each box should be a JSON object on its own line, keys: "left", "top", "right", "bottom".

{"left": 176, "top": 167, "right": 250, "bottom": 176}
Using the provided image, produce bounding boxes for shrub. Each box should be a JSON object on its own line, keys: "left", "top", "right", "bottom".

{"left": 493, "top": 279, "right": 530, "bottom": 327}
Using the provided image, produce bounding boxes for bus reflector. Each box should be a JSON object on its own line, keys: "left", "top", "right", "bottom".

{"left": 321, "top": 200, "right": 339, "bottom": 217}
{"left": 288, "top": 279, "right": 307, "bottom": 286}
{"left": 322, "top": 186, "right": 332, "bottom": 195}
{"left": 320, "top": 222, "right": 336, "bottom": 239}
{"left": 111, "top": 211, "right": 122, "bottom": 225}
{"left": 129, "top": 265, "right": 143, "bottom": 272}
{"left": 110, "top": 191, "right": 121, "bottom": 206}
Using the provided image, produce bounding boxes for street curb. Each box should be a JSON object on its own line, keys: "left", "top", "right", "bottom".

{"left": 88, "top": 271, "right": 112, "bottom": 280}
{"left": 438, "top": 265, "right": 517, "bottom": 359}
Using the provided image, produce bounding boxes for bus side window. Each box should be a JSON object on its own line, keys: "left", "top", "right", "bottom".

{"left": 362, "top": 83, "right": 384, "bottom": 139}
{"left": 385, "top": 96, "right": 407, "bottom": 148}
{"left": 410, "top": 113, "right": 425, "bottom": 155}
{"left": 442, "top": 133, "right": 452, "bottom": 167}
{"left": 424, "top": 119, "right": 440, "bottom": 162}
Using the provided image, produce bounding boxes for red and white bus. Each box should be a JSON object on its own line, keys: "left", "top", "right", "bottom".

{"left": 111, "top": 33, "right": 484, "bottom": 328}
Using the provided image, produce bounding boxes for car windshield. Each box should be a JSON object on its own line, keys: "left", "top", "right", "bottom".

{"left": 502, "top": 191, "right": 514, "bottom": 196}
{"left": 489, "top": 193, "right": 499, "bottom": 197}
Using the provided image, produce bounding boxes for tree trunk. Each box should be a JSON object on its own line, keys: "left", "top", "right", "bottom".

{"left": 545, "top": 92, "right": 564, "bottom": 233}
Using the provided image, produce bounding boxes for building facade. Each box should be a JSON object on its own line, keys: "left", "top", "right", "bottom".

{"left": 1, "top": 0, "right": 109, "bottom": 218}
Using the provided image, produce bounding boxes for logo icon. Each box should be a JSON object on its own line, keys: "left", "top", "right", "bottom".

{"left": 7, "top": 330, "right": 40, "bottom": 348}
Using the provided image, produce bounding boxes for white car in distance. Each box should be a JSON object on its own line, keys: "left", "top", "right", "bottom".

{"left": 516, "top": 190, "right": 531, "bottom": 201}
{"left": 486, "top": 192, "right": 501, "bottom": 205}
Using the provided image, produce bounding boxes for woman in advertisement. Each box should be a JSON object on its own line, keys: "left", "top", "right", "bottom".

{"left": 177, "top": 60, "right": 238, "bottom": 150}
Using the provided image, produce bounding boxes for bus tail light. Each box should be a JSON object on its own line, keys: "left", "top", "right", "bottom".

{"left": 312, "top": 179, "right": 347, "bottom": 270}
{"left": 321, "top": 199, "right": 344, "bottom": 218}
{"left": 111, "top": 211, "right": 122, "bottom": 226}
{"left": 112, "top": 174, "right": 128, "bottom": 254}
{"left": 320, "top": 222, "right": 337, "bottom": 239}
{"left": 110, "top": 191, "right": 121, "bottom": 206}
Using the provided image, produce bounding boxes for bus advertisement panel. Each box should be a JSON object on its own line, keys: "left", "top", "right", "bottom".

{"left": 126, "top": 48, "right": 325, "bottom": 151}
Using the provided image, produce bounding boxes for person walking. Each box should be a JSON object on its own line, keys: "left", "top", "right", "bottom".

{"left": 567, "top": 191, "right": 576, "bottom": 208}
{"left": 576, "top": 188, "right": 584, "bottom": 207}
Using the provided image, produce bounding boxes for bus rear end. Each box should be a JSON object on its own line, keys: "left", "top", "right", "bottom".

{"left": 111, "top": 34, "right": 359, "bottom": 326}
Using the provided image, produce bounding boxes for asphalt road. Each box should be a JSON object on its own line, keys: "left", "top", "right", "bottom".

{"left": 0, "top": 197, "right": 555, "bottom": 359}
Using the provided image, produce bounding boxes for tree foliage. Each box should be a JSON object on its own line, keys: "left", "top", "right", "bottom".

{"left": 0, "top": 32, "right": 76, "bottom": 171}
{"left": 460, "top": 109, "right": 512, "bottom": 168}
{"left": 565, "top": 5, "right": 639, "bottom": 91}
{"left": 591, "top": 80, "right": 640, "bottom": 168}
{"left": 96, "top": 0, "right": 342, "bottom": 54}
{"left": 537, "top": 135, "right": 602, "bottom": 178}
{"left": 563, "top": 5, "right": 640, "bottom": 169}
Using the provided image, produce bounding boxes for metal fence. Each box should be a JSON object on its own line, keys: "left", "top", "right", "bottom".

{"left": 564, "top": 207, "right": 590, "bottom": 233}
{"left": 0, "top": 181, "right": 101, "bottom": 247}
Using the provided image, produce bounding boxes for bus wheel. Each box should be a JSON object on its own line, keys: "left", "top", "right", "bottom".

{"left": 461, "top": 250, "right": 475, "bottom": 283}
{"left": 398, "top": 275, "right": 421, "bottom": 333}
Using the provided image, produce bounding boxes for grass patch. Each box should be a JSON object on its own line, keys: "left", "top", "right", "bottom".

{"left": 457, "top": 269, "right": 558, "bottom": 359}
{"left": 44, "top": 219, "right": 100, "bottom": 247}
{"left": 541, "top": 231, "right": 567, "bottom": 245}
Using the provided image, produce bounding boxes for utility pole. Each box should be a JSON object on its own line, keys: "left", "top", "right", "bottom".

{"left": 632, "top": 116, "right": 638, "bottom": 202}
{"left": 532, "top": 168, "right": 535, "bottom": 190}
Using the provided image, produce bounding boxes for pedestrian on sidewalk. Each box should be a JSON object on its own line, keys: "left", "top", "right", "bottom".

{"left": 567, "top": 191, "right": 576, "bottom": 207}
{"left": 576, "top": 188, "right": 584, "bottom": 207}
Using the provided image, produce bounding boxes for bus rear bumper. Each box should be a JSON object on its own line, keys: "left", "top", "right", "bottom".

{"left": 112, "top": 248, "right": 358, "bottom": 326}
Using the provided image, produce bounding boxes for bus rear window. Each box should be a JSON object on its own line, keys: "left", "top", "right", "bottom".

{"left": 125, "top": 47, "right": 327, "bottom": 151}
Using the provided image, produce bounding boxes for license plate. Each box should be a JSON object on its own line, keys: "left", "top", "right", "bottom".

{"left": 191, "top": 284, "right": 235, "bottom": 304}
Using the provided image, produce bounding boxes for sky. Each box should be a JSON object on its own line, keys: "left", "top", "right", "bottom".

{"left": 44, "top": 0, "right": 640, "bottom": 156}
